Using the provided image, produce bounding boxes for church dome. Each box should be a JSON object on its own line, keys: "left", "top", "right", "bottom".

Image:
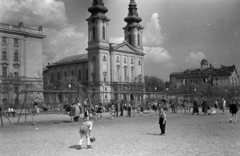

{"left": 201, "top": 59, "right": 208, "bottom": 65}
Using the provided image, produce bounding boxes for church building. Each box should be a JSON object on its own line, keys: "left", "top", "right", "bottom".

{"left": 44, "top": 0, "right": 145, "bottom": 103}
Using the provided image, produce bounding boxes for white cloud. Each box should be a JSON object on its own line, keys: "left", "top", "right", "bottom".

{"left": 143, "top": 13, "right": 165, "bottom": 47}
{"left": 109, "top": 37, "right": 124, "bottom": 44}
{"left": 0, "top": 0, "right": 88, "bottom": 67}
{"left": 144, "top": 47, "right": 171, "bottom": 63}
{"left": 185, "top": 52, "right": 206, "bottom": 63}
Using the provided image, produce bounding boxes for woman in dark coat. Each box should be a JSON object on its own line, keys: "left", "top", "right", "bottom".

{"left": 202, "top": 98, "right": 208, "bottom": 115}
{"left": 229, "top": 100, "right": 238, "bottom": 123}
{"left": 192, "top": 99, "right": 199, "bottom": 115}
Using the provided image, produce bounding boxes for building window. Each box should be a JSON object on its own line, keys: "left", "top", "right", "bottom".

{"left": 71, "top": 71, "right": 74, "bottom": 76}
{"left": 2, "top": 67, "right": 7, "bottom": 77}
{"left": 103, "top": 55, "right": 107, "bottom": 61}
{"left": 92, "top": 74, "right": 96, "bottom": 83}
{"left": 131, "top": 58, "right": 134, "bottom": 64}
{"left": 14, "top": 38, "right": 18, "bottom": 47}
{"left": 131, "top": 67, "right": 134, "bottom": 81}
{"left": 2, "top": 50, "right": 7, "bottom": 60}
{"left": 79, "top": 70, "right": 81, "bottom": 81}
{"left": 102, "top": 26, "right": 105, "bottom": 40}
{"left": 2, "top": 37, "right": 6, "bottom": 45}
{"left": 129, "top": 34, "right": 131, "bottom": 45}
{"left": 92, "top": 26, "right": 95, "bottom": 40}
{"left": 104, "top": 74, "right": 107, "bottom": 82}
{"left": 138, "top": 32, "right": 140, "bottom": 46}
{"left": 86, "top": 69, "right": 88, "bottom": 80}
{"left": 124, "top": 57, "right": 127, "bottom": 63}
{"left": 116, "top": 56, "right": 120, "bottom": 62}
{"left": 57, "top": 72, "right": 60, "bottom": 80}
{"left": 64, "top": 71, "right": 67, "bottom": 77}
{"left": 138, "top": 59, "right": 141, "bottom": 65}
{"left": 14, "top": 72, "right": 18, "bottom": 77}
{"left": 51, "top": 73, "right": 54, "bottom": 82}
{"left": 14, "top": 51, "right": 18, "bottom": 61}
{"left": 92, "top": 56, "right": 96, "bottom": 61}
{"left": 105, "top": 95, "right": 107, "bottom": 99}
{"left": 124, "top": 66, "right": 127, "bottom": 82}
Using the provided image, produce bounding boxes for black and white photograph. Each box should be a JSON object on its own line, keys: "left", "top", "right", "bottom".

{"left": 0, "top": 0, "right": 240, "bottom": 155}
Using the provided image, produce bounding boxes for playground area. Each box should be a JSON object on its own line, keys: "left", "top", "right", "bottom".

{"left": 1, "top": 109, "right": 240, "bottom": 156}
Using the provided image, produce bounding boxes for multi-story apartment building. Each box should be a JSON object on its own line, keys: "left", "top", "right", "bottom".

{"left": 0, "top": 22, "right": 46, "bottom": 105}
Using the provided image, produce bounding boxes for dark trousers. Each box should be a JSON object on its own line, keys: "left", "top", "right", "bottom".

{"left": 115, "top": 111, "right": 118, "bottom": 117}
{"left": 128, "top": 110, "right": 131, "bottom": 117}
{"left": 74, "top": 116, "right": 79, "bottom": 122}
{"left": 159, "top": 118, "right": 166, "bottom": 134}
{"left": 120, "top": 109, "right": 123, "bottom": 116}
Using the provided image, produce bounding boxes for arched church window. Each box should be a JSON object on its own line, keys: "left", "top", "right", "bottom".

{"left": 102, "top": 25, "right": 105, "bottom": 40}
{"left": 138, "top": 31, "right": 140, "bottom": 46}
{"left": 116, "top": 56, "right": 120, "bottom": 62}
{"left": 103, "top": 55, "right": 107, "bottom": 61}
{"left": 124, "top": 57, "right": 127, "bottom": 63}
{"left": 128, "top": 34, "right": 131, "bottom": 45}
{"left": 92, "top": 56, "right": 96, "bottom": 61}
{"left": 138, "top": 59, "right": 141, "bottom": 65}
{"left": 92, "top": 26, "right": 95, "bottom": 40}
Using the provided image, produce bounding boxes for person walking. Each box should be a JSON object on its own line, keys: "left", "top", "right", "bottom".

{"left": 159, "top": 107, "right": 166, "bottom": 135}
{"left": 192, "top": 99, "right": 199, "bottom": 115}
{"left": 229, "top": 100, "right": 238, "bottom": 123}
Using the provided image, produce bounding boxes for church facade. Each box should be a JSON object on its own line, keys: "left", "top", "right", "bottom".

{"left": 44, "top": 0, "right": 145, "bottom": 103}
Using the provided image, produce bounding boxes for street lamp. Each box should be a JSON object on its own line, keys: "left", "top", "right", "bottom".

{"left": 102, "top": 83, "right": 105, "bottom": 105}
{"left": 68, "top": 83, "right": 72, "bottom": 104}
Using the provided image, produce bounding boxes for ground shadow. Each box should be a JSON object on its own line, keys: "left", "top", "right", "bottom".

{"left": 69, "top": 145, "right": 80, "bottom": 150}
{"left": 144, "top": 133, "right": 160, "bottom": 136}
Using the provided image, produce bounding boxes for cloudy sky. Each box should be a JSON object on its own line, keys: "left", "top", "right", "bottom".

{"left": 1, "top": 0, "right": 240, "bottom": 81}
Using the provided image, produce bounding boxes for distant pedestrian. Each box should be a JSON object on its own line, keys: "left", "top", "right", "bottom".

{"left": 120, "top": 101, "right": 124, "bottom": 116}
{"left": 192, "top": 99, "right": 199, "bottom": 115}
{"left": 202, "top": 98, "right": 208, "bottom": 115}
{"left": 127, "top": 103, "right": 131, "bottom": 117}
{"left": 229, "top": 100, "right": 238, "bottom": 123}
{"left": 110, "top": 105, "right": 115, "bottom": 118}
{"left": 214, "top": 100, "right": 218, "bottom": 109}
{"left": 159, "top": 107, "right": 166, "bottom": 135}
{"left": 72, "top": 103, "right": 80, "bottom": 122}
{"left": 222, "top": 98, "right": 226, "bottom": 114}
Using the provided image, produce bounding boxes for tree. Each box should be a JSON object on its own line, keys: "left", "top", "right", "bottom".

{"left": 2, "top": 73, "right": 34, "bottom": 105}
{"left": 144, "top": 76, "right": 165, "bottom": 92}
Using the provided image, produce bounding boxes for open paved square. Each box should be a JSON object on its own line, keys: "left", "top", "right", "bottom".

{"left": 1, "top": 110, "right": 240, "bottom": 156}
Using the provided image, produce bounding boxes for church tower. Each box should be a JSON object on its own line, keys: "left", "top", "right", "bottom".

{"left": 86, "top": 0, "right": 111, "bottom": 95}
{"left": 124, "top": 0, "right": 144, "bottom": 52}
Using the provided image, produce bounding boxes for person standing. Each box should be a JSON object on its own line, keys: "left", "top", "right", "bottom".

{"left": 222, "top": 98, "right": 226, "bottom": 114}
{"left": 202, "top": 98, "right": 208, "bottom": 115}
{"left": 159, "top": 107, "right": 166, "bottom": 135}
{"left": 115, "top": 101, "right": 119, "bottom": 117}
{"left": 229, "top": 100, "right": 238, "bottom": 123}
{"left": 120, "top": 100, "right": 124, "bottom": 116}
{"left": 127, "top": 102, "right": 131, "bottom": 117}
{"left": 192, "top": 99, "right": 199, "bottom": 115}
{"left": 72, "top": 103, "right": 80, "bottom": 122}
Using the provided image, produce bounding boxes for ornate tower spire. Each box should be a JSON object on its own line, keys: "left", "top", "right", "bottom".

{"left": 124, "top": 0, "right": 144, "bottom": 49}
{"left": 87, "top": 0, "right": 110, "bottom": 44}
